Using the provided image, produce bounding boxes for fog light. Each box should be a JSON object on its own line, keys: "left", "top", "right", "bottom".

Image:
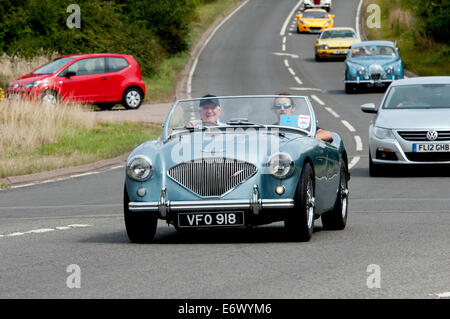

{"left": 137, "top": 187, "right": 147, "bottom": 197}
{"left": 275, "top": 185, "right": 285, "bottom": 195}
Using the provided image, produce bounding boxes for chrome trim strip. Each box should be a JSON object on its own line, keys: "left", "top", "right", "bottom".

{"left": 128, "top": 199, "right": 294, "bottom": 212}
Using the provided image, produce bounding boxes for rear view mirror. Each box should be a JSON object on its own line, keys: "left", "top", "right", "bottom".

{"left": 360, "top": 103, "right": 377, "bottom": 113}
{"left": 65, "top": 71, "right": 76, "bottom": 78}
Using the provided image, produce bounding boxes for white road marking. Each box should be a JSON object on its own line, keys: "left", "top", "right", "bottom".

{"left": 288, "top": 67, "right": 295, "bottom": 75}
{"left": 310, "top": 94, "right": 325, "bottom": 105}
{"left": 187, "top": 0, "right": 250, "bottom": 97}
{"left": 433, "top": 292, "right": 450, "bottom": 298}
{"left": 284, "top": 59, "right": 289, "bottom": 67}
{"left": 282, "top": 44, "right": 286, "bottom": 51}
{"left": 4, "top": 165, "right": 124, "bottom": 190}
{"left": 280, "top": 0, "right": 304, "bottom": 36}
{"left": 289, "top": 87, "right": 323, "bottom": 92}
{"left": 0, "top": 224, "right": 93, "bottom": 239}
{"left": 341, "top": 120, "right": 356, "bottom": 132}
{"left": 324, "top": 107, "right": 340, "bottom": 118}
{"left": 294, "top": 76, "right": 303, "bottom": 85}
{"left": 348, "top": 156, "right": 360, "bottom": 169}
{"left": 354, "top": 135, "right": 363, "bottom": 151}
{"left": 272, "top": 52, "right": 299, "bottom": 58}
{"left": 282, "top": 36, "right": 286, "bottom": 44}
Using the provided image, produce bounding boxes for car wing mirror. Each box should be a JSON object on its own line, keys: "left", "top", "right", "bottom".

{"left": 60, "top": 71, "right": 76, "bottom": 78}
{"left": 360, "top": 103, "right": 377, "bottom": 113}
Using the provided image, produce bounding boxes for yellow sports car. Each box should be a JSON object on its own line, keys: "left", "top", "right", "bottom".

{"left": 314, "top": 27, "right": 360, "bottom": 61}
{"left": 296, "top": 9, "right": 334, "bottom": 34}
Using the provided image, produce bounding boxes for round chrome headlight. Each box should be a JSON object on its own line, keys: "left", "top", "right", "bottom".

{"left": 357, "top": 67, "right": 365, "bottom": 75}
{"left": 268, "top": 153, "right": 294, "bottom": 179}
{"left": 386, "top": 66, "right": 393, "bottom": 74}
{"left": 126, "top": 156, "right": 153, "bottom": 181}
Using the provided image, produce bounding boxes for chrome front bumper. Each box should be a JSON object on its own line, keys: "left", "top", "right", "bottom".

{"left": 128, "top": 185, "right": 294, "bottom": 217}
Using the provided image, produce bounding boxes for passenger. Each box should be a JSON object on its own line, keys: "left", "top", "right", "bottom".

{"left": 273, "top": 92, "right": 333, "bottom": 142}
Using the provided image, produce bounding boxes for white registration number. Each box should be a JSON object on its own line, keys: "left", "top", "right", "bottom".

{"left": 333, "top": 50, "right": 348, "bottom": 54}
{"left": 413, "top": 143, "right": 450, "bottom": 152}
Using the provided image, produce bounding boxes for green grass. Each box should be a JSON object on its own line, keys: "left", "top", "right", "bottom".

{"left": 144, "top": 0, "right": 240, "bottom": 103}
{"left": 363, "top": 0, "right": 450, "bottom": 76}
{"left": 1, "top": 121, "right": 161, "bottom": 178}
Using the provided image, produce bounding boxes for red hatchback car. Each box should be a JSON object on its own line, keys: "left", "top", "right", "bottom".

{"left": 8, "top": 53, "right": 146, "bottom": 110}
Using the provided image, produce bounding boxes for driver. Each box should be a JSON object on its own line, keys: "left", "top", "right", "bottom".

{"left": 188, "top": 94, "right": 225, "bottom": 127}
{"left": 273, "top": 93, "right": 333, "bottom": 142}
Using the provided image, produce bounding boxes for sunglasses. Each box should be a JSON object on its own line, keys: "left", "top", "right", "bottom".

{"left": 273, "top": 103, "right": 292, "bottom": 109}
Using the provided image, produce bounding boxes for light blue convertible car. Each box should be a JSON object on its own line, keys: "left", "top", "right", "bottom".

{"left": 124, "top": 95, "right": 350, "bottom": 242}
{"left": 345, "top": 40, "right": 404, "bottom": 93}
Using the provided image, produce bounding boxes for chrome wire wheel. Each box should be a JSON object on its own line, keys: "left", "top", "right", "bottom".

{"left": 340, "top": 178, "right": 349, "bottom": 219}
{"left": 306, "top": 179, "right": 315, "bottom": 230}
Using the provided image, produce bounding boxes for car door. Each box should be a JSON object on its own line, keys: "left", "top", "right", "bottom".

{"left": 58, "top": 57, "right": 108, "bottom": 102}
{"left": 104, "top": 57, "right": 130, "bottom": 101}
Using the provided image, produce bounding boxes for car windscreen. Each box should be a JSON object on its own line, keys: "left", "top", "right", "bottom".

{"left": 32, "top": 57, "right": 74, "bottom": 75}
{"left": 383, "top": 84, "right": 450, "bottom": 109}
{"left": 350, "top": 45, "right": 396, "bottom": 57}
{"left": 321, "top": 30, "right": 356, "bottom": 39}
{"left": 303, "top": 11, "right": 327, "bottom": 19}
{"left": 166, "top": 96, "right": 315, "bottom": 137}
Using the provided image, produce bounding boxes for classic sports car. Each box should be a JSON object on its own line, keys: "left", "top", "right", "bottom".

{"left": 315, "top": 27, "right": 360, "bottom": 61}
{"left": 124, "top": 95, "right": 350, "bottom": 242}
{"left": 304, "top": 0, "right": 332, "bottom": 12}
{"left": 361, "top": 77, "right": 450, "bottom": 176}
{"left": 296, "top": 9, "right": 334, "bottom": 34}
{"left": 345, "top": 41, "right": 404, "bottom": 93}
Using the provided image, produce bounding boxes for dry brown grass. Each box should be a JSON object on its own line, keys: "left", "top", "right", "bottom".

{"left": 0, "top": 52, "right": 58, "bottom": 80}
{"left": 0, "top": 98, "right": 95, "bottom": 152}
{"left": 388, "top": 7, "right": 415, "bottom": 34}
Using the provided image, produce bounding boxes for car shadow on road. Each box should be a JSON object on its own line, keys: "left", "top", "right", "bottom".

{"left": 81, "top": 224, "right": 327, "bottom": 245}
{"left": 350, "top": 165, "right": 450, "bottom": 178}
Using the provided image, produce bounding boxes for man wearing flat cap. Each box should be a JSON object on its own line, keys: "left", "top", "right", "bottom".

{"left": 189, "top": 94, "right": 224, "bottom": 126}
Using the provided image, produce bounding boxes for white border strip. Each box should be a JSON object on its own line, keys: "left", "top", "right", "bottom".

{"left": 187, "top": 0, "right": 250, "bottom": 98}
{"left": 311, "top": 94, "right": 325, "bottom": 105}
{"left": 354, "top": 135, "right": 363, "bottom": 151}
{"left": 341, "top": 120, "right": 356, "bottom": 132}
{"left": 355, "top": 0, "right": 364, "bottom": 39}
{"left": 280, "top": 0, "right": 304, "bottom": 36}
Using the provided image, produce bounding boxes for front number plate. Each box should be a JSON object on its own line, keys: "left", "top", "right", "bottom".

{"left": 178, "top": 212, "right": 245, "bottom": 228}
{"left": 413, "top": 143, "right": 450, "bottom": 152}
{"left": 333, "top": 50, "right": 348, "bottom": 55}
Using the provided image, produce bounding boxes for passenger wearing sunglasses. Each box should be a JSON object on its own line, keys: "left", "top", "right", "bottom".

{"left": 273, "top": 93, "right": 333, "bottom": 142}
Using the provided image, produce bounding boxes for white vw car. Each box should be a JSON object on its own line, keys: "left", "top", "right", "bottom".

{"left": 361, "top": 76, "right": 450, "bottom": 176}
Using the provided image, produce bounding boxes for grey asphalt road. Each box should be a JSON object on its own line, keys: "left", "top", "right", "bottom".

{"left": 0, "top": 0, "right": 449, "bottom": 299}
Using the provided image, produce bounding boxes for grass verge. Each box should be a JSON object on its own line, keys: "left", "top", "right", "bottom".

{"left": 0, "top": 99, "right": 161, "bottom": 179}
{"left": 363, "top": 0, "right": 450, "bottom": 76}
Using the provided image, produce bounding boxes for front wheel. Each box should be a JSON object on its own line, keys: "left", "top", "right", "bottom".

{"left": 285, "top": 162, "right": 315, "bottom": 242}
{"left": 321, "top": 162, "right": 349, "bottom": 230}
{"left": 40, "top": 90, "right": 60, "bottom": 105}
{"left": 124, "top": 185, "right": 157, "bottom": 243}
{"left": 122, "top": 87, "right": 143, "bottom": 110}
{"left": 345, "top": 82, "right": 356, "bottom": 94}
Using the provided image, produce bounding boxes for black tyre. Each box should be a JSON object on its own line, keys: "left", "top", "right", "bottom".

{"left": 285, "top": 162, "right": 315, "bottom": 242}
{"left": 124, "top": 185, "right": 157, "bottom": 243}
{"left": 122, "top": 87, "right": 143, "bottom": 110}
{"left": 40, "top": 90, "right": 60, "bottom": 105}
{"left": 321, "top": 162, "right": 349, "bottom": 230}
{"left": 345, "top": 82, "right": 355, "bottom": 94}
{"left": 369, "top": 150, "right": 384, "bottom": 177}
{"left": 96, "top": 103, "right": 116, "bottom": 110}
{"left": 315, "top": 53, "right": 321, "bottom": 62}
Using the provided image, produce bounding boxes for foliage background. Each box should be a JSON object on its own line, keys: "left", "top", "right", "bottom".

{"left": 0, "top": 0, "right": 216, "bottom": 76}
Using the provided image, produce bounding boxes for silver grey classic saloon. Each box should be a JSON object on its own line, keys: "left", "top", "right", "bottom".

{"left": 361, "top": 76, "right": 450, "bottom": 176}
{"left": 124, "top": 95, "right": 350, "bottom": 242}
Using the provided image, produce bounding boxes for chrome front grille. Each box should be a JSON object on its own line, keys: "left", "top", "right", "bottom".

{"left": 398, "top": 131, "right": 450, "bottom": 141}
{"left": 168, "top": 158, "right": 257, "bottom": 197}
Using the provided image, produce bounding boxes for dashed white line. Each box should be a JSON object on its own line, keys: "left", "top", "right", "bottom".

{"left": 341, "top": 120, "right": 356, "bottom": 132}
{"left": 288, "top": 67, "right": 296, "bottom": 76}
{"left": 282, "top": 44, "right": 286, "bottom": 51}
{"left": 284, "top": 59, "right": 289, "bottom": 67}
{"left": 272, "top": 52, "right": 299, "bottom": 58}
{"left": 294, "top": 76, "right": 303, "bottom": 85}
{"left": 348, "top": 156, "right": 360, "bottom": 169}
{"left": 0, "top": 224, "right": 92, "bottom": 239}
{"left": 324, "top": 107, "right": 340, "bottom": 118}
{"left": 282, "top": 36, "right": 286, "bottom": 44}
{"left": 354, "top": 135, "right": 363, "bottom": 151}
{"left": 289, "top": 87, "right": 323, "bottom": 92}
{"left": 310, "top": 94, "right": 325, "bottom": 105}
